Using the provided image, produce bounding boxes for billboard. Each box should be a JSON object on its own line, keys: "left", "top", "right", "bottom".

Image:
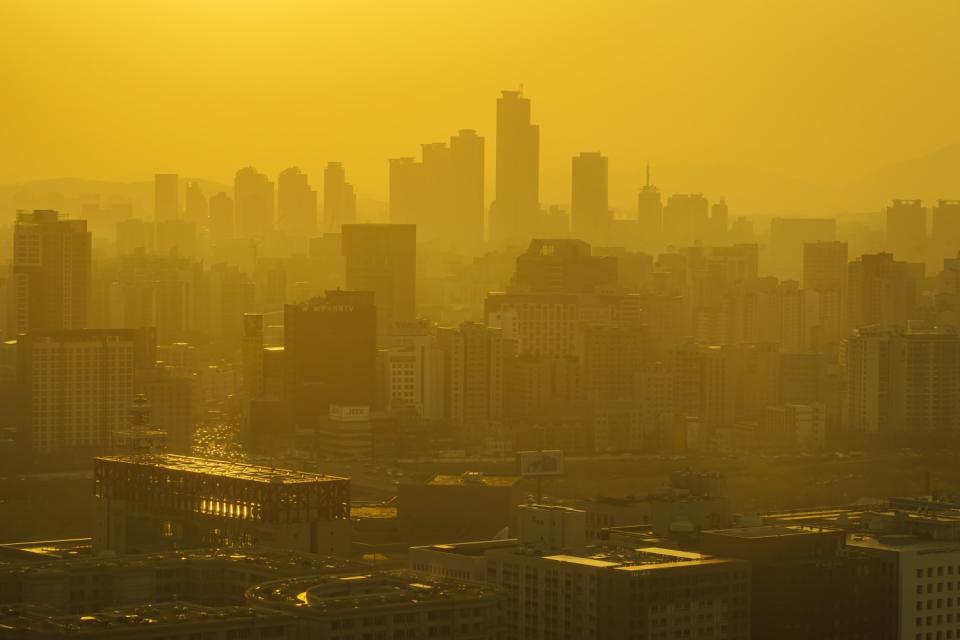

{"left": 516, "top": 450, "right": 564, "bottom": 477}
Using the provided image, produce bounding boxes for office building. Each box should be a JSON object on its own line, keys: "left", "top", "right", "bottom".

{"left": 153, "top": 173, "right": 179, "bottom": 221}
{"left": 94, "top": 454, "right": 350, "bottom": 555}
{"left": 284, "top": 290, "right": 377, "bottom": 422}
{"left": 277, "top": 166, "right": 318, "bottom": 236}
{"left": 13, "top": 210, "right": 92, "bottom": 333}
{"left": 848, "top": 534, "right": 959, "bottom": 640}
{"left": 484, "top": 543, "right": 750, "bottom": 640}
{"left": 234, "top": 166, "right": 275, "bottom": 237}
{"left": 450, "top": 128, "right": 486, "bottom": 250}
{"left": 571, "top": 151, "right": 610, "bottom": 242}
{"left": 322, "top": 161, "right": 356, "bottom": 233}
{"left": 489, "top": 89, "right": 540, "bottom": 246}
{"left": 701, "top": 526, "right": 894, "bottom": 640}
{"left": 341, "top": 223, "right": 416, "bottom": 343}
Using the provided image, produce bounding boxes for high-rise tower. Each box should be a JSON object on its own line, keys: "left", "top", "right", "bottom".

{"left": 489, "top": 89, "right": 539, "bottom": 246}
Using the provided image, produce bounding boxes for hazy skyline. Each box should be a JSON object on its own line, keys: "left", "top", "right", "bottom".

{"left": 3, "top": 0, "right": 960, "bottom": 212}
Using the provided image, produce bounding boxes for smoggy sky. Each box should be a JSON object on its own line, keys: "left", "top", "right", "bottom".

{"left": 2, "top": 0, "right": 959, "bottom": 209}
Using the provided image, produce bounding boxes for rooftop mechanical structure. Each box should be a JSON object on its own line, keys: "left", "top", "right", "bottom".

{"left": 94, "top": 454, "right": 350, "bottom": 556}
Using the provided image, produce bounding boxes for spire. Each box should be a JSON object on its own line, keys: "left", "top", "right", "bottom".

{"left": 645, "top": 162, "right": 651, "bottom": 188}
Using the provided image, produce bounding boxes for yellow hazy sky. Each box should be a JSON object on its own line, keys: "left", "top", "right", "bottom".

{"left": 2, "top": 0, "right": 959, "bottom": 208}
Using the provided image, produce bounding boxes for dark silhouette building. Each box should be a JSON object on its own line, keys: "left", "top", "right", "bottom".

{"left": 12, "top": 210, "right": 91, "bottom": 334}
{"left": 277, "top": 167, "right": 318, "bottom": 236}
{"left": 284, "top": 291, "right": 377, "bottom": 426}
{"left": 512, "top": 239, "right": 617, "bottom": 294}
{"left": 489, "top": 89, "right": 539, "bottom": 246}
{"left": 322, "top": 162, "right": 356, "bottom": 233}
{"left": 571, "top": 151, "right": 610, "bottom": 243}
{"left": 341, "top": 224, "right": 416, "bottom": 343}
{"left": 636, "top": 164, "right": 663, "bottom": 241}
{"left": 234, "top": 166, "right": 275, "bottom": 238}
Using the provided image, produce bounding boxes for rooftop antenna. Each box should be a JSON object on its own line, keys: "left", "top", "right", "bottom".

{"left": 645, "top": 162, "right": 651, "bottom": 188}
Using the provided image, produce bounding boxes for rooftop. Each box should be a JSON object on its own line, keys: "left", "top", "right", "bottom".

{"left": 0, "top": 602, "right": 289, "bottom": 635}
{"left": 0, "top": 548, "right": 362, "bottom": 578}
{"left": 492, "top": 545, "right": 737, "bottom": 572}
{"left": 95, "top": 454, "right": 347, "bottom": 485}
{"left": 703, "top": 525, "right": 833, "bottom": 539}
{"left": 246, "top": 571, "right": 502, "bottom": 614}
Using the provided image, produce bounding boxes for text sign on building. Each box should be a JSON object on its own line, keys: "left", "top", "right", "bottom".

{"left": 517, "top": 450, "right": 564, "bottom": 477}
{"left": 329, "top": 404, "right": 371, "bottom": 422}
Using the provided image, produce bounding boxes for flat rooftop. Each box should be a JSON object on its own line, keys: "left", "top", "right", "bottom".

{"left": 247, "top": 571, "right": 502, "bottom": 613}
{"left": 96, "top": 454, "right": 347, "bottom": 485}
{"left": 0, "top": 602, "right": 288, "bottom": 635}
{"left": 703, "top": 525, "right": 835, "bottom": 539}
{"left": 413, "top": 539, "right": 520, "bottom": 557}
{"left": 847, "top": 534, "right": 960, "bottom": 554}
{"left": 0, "top": 548, "right": 362, "bottom": 578}
{"left": 491, "top": 545, "right": 738, "bottom": 572}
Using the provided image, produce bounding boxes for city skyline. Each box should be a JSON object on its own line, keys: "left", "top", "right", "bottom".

{"left": 4, "top": 2, "right": 960, "bottom": 213}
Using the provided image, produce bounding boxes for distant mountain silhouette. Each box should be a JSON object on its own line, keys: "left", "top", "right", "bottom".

{"left": 837, "top": 144, "right": 960, "bottom": 212}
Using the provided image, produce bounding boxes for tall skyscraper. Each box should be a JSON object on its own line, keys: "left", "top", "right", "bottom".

{"left": 388, "top": 157, "right": 423, "bottom": 227}
{"left": 885, "top": 199, "right": 927, "bottom": 262}
{"left": 183, "top": 181, "right": 208, "bottom": 228}
{"left": 388, "top": 129, "right": 485, "bottom": 251}
{"left": 341, "top": 224, "right": 416, "bottom": 343}
{"left": 636, "top": 164, "right": 663, "bottom": 241}
{"left": 277, "top": 167, "right": 318, "bottom": 236}
{"left": 234, "top": 167, "right": 274, "bottom": 238}
{"left": 710, "top": 198, "right": 729, "bottom": 241}
{"left": 571, "top": 152, "right": 610, "bottom": 243}
{"left": 421, "top": 141, "right": 453, "bottom": 244}
{"left": 489, "top": 89, "right": 539, "bottom": 246}
{"left": 323, "top": 162, "right": 356, "bottom": 233}
{"left": 208, "top": 192, "right": 235, "bottom": 244}
{"left": 154, "top": 174, "right": 179, "bottom": 221}
{"left": 450, "top": 128, "right": 485, "bottom": 250}
{"left": 12, "top": 210, "right": 92, "bottom": 334}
